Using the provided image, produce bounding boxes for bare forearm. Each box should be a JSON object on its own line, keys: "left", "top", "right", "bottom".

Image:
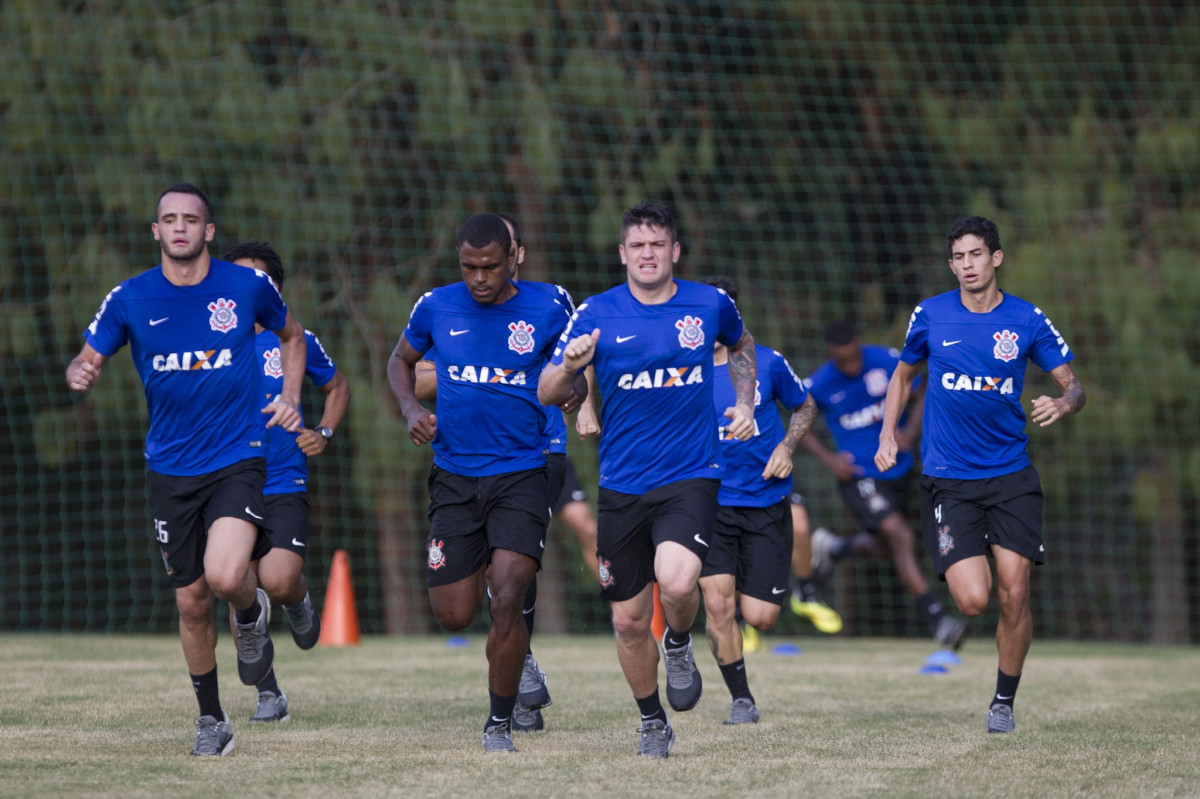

{"left": 727, "top": 329, "right": 757, "bottom": 408}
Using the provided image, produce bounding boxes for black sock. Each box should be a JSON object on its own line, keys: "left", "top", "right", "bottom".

{"left": 256, "top": 668, "right": 281, "bottom": 696}
{"left": 993, "top": 669, "right": 1021, "bottom": 708}
{"left": 522, "top": 578, "right": 537, "bottom": 646}
{"left": 916, "top": 591, "right": 946, "bottom": 634}
{"left": 718, "top": 659, "right": 754, "bottom": 702}
{"left": 190, "top": 667, "right": 222, "bottom": 720}
{"left": 830, "top": 536, "right": 852, "bottom": 561}
{"left": 664, "top": 622, "right": 691, "bottom": 650}
{"left": 486, "top": 690, "right": 517, "bottom": 730}
{"left": 234, "top": 595, "right": 262, "bottom": 625}
{"left": 635, "top": 689, "right": 668, "bottom": 726}
{"left": 794, "top": 578, "right": 817, "bottom": 602}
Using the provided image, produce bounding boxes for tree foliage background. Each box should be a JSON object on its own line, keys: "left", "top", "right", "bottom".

{"left": 2, "top": 1, "right": 1197, "bottom": 642}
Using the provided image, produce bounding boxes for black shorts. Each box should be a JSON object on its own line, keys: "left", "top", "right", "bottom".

{"left": 146, "top": 458, "right": 271, "bottom": 589}
{"left": 263, "top": 492, "right": 310, "bottom": 560}
{"left": 552, "top": 456, "right": 588, "bottom": 515}
{"left": 837, "top": 473, "right": 912, "bottom": 532}
{"left": 919, "top": 465, "right": 1045, "bottom": 580}
{"left": 596, "top": 478, "right": 719, "bottom": 603}
{"left": 425, "top": 464, "right": 549, "bottom": 588}
{"left": 546, "top": 453, "right": 567, "bottom": 511}
{"left": 700, "top": 499, "right": 793, "bottom": 605}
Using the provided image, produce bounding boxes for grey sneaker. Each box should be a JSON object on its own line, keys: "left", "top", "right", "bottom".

{"left": 249, "top": 690, "right": 290, "bottom": 723}
{"left": 284, "top": 593, "right": 322, "bottom": 650}
{"left": 810, "top": 527, "right": 839, "bottom": 581}
{"left": 236, "top": 588, "right": 275, "bottom": 686}
{"left": 511, "top": 703, "right": 544, "bottom": 732}
{"left": 987, "top": 703, "right": 1015, "bottom": 733}
{"left": 191, "top": 711, "right": 235, "bottom": 756}
{"left": 636, "top": 719, "right": 675, "bottom": 758}
{"left": 482, "top": 720, "right": 517, "bottom": 752}
{"left": 517, "top": 654, "right": 551, "bottom": 709}
{"left": 661, "top": 633, "right": 703, "bottom": 712}
{"left": 722, "top": 697, "right": 760, "bottom": 725}
{"left": 935, "top": 615, "right": 969, "bottom": 651}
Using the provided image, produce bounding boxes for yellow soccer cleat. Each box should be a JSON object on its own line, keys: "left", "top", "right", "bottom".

{"left": 740, "top": 622, "right": 764, "bottom": 653}
{"left": 790, "top": 595, "right": 844, "bottom": 634}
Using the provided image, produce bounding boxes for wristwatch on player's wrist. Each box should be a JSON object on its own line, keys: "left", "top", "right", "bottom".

{"left": 314, "top": 426, "right": 334, "bottom": 440}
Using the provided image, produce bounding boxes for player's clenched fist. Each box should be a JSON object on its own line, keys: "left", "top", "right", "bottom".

{"left": 562, "top": 329, "right": 600, "bottom": 371}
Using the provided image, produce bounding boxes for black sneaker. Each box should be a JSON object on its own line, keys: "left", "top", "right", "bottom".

{"left": 511, "top": 703, "right": 544, "bottom": 732}
{"left": 284, "top": 593, "right": 322, "bottom": 650}
{"left": 935, "top": 615, "right": 969, "bottom": 651}
{"left": 249, "top": 690, "right": 290, "bottom": 723}
{"left": 517, "top": 654, "right": 551, "bottom": 709}
{"left": 661, "top": 632, "right": 703, "bottom": 712}
{"left": 987, "top": 703, "right": 1015, "bottom": 733}
{"left": 235, "top": 588, "right": 275, "bottom": 686}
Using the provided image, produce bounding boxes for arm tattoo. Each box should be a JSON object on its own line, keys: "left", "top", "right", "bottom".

{"left": 727, "top": 331, "right": 756, "bottom": 407}
{"left": 781, "top": 398, "right": 816, "bottom": 452}
{"left": 1051, "top": 364, "right": 1086, "bottom": 415}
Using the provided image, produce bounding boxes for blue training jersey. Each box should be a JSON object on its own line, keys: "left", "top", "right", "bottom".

{"left": 900, "top": 290, "right": 1074, "bottom": 479}
{"left": 403, "top": 280, "right": 571, "bottom": 477}
{"left": 552, "top": 279, "right": 744, "bottom": 494}
{"left": 713, "top": 345, "right": 808, "bottom": 507}
{"left": 804, "top": 345, "right": 920, "bottom": 481}
{"left": 258, "top": 329, "right": 339, "bottom": 495}
{"left": 84, "top": 259, "right": 290, "bottom": 476}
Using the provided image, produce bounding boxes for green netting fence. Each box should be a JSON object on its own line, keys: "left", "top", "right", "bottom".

{"left": 2, "top": 1, "right": 1197, "bottom": 643}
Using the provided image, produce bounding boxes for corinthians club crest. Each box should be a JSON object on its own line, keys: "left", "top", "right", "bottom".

{"left": 263, "top": 347, "right": 283, "bottom": 378}
{"left": 508, "top": 320, "right": 536, "bottom": 354}
{"left": 675, "top": 315, "right": 704, "bottom": 350}
{"left": 208, "top": 298, "right": 238, "bottom": 332}
{"left": 427, "top": 538, "right": 446, "bottom": 570}
{"left": 993, "top": 329, "right": 1019, "bottom": 362}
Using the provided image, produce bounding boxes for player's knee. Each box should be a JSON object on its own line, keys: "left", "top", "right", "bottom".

{"left": 432, "top": 604, "right": 474, "bottom": 631}
{"left": 953, "top": 590, "right": 990, "bottom": 617}
{"left": 612, "top": 612, "right": 649, "bottom": 642}
{"left": 743, "top": 608, "right": 780, "bottom": 631}
{"left": 702, "top": 592, "right": 735, "bottom": 623}
{"left": 175, "top": 589, "right": 213, "bottom": 622}
{"left": 204, "top": 570, "right": 244, "bottom": 600}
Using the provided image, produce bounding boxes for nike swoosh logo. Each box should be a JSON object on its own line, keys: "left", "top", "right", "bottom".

{"left": 616, "top": 335, "right": 636, "bottom": 343}
{"left": 245, "top": 507, "right": 263, "bottom": 520}
{"left": 291, "top": 538, "right": 305, "bottom": 547}
{"left": 539, "top": 539, "right": 545, "bottom": 549}
{"left": 450, "top": 329, "right": 469, "bottom": 336}
{"left": 942, "top": 339, "right": 962, "bottom": 346}
{"left": 771, "top": 587, "right": 786, "bottom": 595}
{"left": 996, "top": 694, "right": 1013, "bottom": 700}
{"left": 149, "top": 317, "right": 169, "bottom": 326}
{"left": 693, "top": 533, "right": 708, "bottom": 547}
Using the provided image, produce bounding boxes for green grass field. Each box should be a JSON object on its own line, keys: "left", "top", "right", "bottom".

{"left": 1, "top": 633, "right": 1197, "bottom": 798}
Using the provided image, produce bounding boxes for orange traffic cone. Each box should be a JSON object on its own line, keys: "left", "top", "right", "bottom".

{"left": 651, "top": 582, "right": 666, "bottom": 641}
{"left": 318, "top": 549, "right": 360, "bottom": 647}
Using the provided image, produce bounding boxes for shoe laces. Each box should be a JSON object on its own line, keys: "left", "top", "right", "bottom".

{"left": 662, "top": 640, "right": 694, "bottom": 684}
{"left": 194, "top": 716, "right": 223, "bottom": 750}
{"left": 520, "top": 657, "right": 546, "bottom": 691}
{"left": 236, "top": 612, "right": 265, "bottom": 661}
{"left": 285, "top": 602, "right": 312, "bottom": 634}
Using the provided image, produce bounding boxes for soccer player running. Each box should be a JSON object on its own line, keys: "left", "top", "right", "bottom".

{"left": 695, "top": 277, "right": 816, "bottom": 725}
{"left": 410, "top": 214, "right": 579, "bottom": 734}
{"left": 875, "top": 216, "right": 1085, "bottom": 733}
{"left": 388, "top": 213, "right": 575, "bottom": 753}
{"left": 539, "top": 202, "right": 758, "bottom": 758}
{"left": 224, "top": 241, "right": 351, "bottom": 723}
{"left": 801, "top": 320, "right": 968, "bottom": 649}
{"left": 65, "top": 184, "right": 305, "bottom": 756}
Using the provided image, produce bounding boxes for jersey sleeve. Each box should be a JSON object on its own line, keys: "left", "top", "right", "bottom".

{"left": 254, "top": 270, "right": 289, "bottom": 332}
{"left": 84, "top": 284, "right": 129, "bottom": 357}
{"left": 550, "top": 300, "right": 594, "bottom": 369}
{"left": 771, "top": 350, "right": 809, "bottom": 409}
{"left": 715, "top": 289, "right": 745, "bottom": 346}
{"left": 1029, "top": 307, "right": 1074, "bottom": 371}
{"left": 900, "top": 304, "right": 930, "bottom": 364}
{"left": 304, "top": 331, "right": 339, "bottom": 387}
{"left": 401, "top": 291, "right": 435, "bottom": 355}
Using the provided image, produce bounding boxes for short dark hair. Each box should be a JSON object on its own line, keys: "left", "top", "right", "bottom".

{"left": 457, "top": 213, "right": 512, "bottom": 253}
{"left": 621, "top": 202, "right": 676, "bottom": 243}
{"left": 700, "top": 275, "right": 738, "bottom": 304}
{"left": 946, "top": 216, "right": 1001, "bottom": 257}
{"left": 495, "top": 213, "right": 522, "bottom": 249}
{"left": 824, "top": 320, "right": 858, "bottom": 346}
{"left": 157, "top": 182, "right": 214, "bottom": 224}
{"left": 222, "top": 241, "right": 285, "bottom": 287}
